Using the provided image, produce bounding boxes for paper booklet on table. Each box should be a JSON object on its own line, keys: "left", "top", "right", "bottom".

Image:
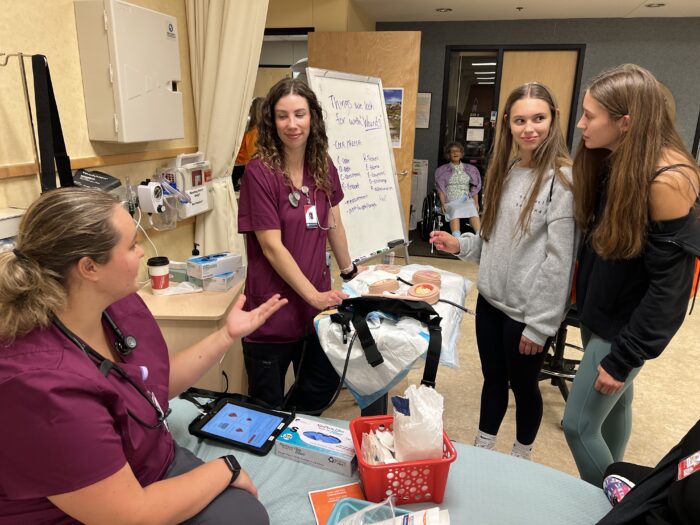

{"left": 308, "top": 482, "right": 365, "bottom": 525}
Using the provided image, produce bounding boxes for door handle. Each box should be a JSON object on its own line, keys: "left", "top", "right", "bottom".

{"left": 398, "top": 170, "right": 409, "bottom": 179}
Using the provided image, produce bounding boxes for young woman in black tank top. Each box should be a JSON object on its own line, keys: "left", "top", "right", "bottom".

{"left": 563, "top": 64, "right": 700, "bottom": 487}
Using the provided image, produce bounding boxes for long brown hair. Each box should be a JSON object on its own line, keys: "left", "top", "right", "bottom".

{"left": 480, "top": 82, "right": 572, "bottom": 241}
{"left": 0, "top": 188, "right": 121, "bottom": 343}
{"left": 256, "top": 78, "right": 331, "bottom": 192}
{"left": 246, "top": 97, "right": 264, "bottom": 133}
{"left": 573, "top": 64, "right": 698, "bottom": 259}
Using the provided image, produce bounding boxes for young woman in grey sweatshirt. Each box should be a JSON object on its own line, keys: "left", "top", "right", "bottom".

{"left": 431, "top": 83, "right": 576, "bottom": 460}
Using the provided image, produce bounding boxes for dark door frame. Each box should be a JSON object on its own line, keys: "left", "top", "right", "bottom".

{"left": 693, "top": 108, "right": 700, "bottom": 162}
{"left": 438, "top": 43, "right": 586, "bottom": 169}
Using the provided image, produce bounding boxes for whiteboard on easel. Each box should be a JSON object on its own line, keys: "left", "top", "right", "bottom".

{"left": 307, "top": 67, "right": 407, "bottom": 263}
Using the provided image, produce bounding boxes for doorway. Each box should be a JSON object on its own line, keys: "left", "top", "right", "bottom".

{"left": 413, "top": 44, "right": 585, "bottom": 257}
{"left": 442, "top": 50, "right": 499, "bottom": 204}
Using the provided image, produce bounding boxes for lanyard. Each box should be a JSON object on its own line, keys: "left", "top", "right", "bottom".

{"left": 51, "top": 315, "right": 171, "bottom": 430}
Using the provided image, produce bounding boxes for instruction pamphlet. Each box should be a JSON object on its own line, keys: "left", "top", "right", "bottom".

{"left": 308, "top": 482, "right": 364, "bottom": 525}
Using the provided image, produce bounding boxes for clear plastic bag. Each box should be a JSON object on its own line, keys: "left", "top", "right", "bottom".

{"left": 393, "top": 384, "right": 444, "bottom": 462}
{"left": 336, "top": 497, "right": 396, "bottom": 525}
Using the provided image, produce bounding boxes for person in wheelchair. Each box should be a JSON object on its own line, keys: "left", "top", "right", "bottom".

{"left": 434, "top": 141, "right": 482, "bottom": 237}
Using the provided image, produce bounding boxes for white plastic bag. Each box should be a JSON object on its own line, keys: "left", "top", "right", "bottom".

{"left": 316, "top": 313, "right": 427, "bottom": 404}
{"left": 393, "top": 385, "right": 444, "bottom": 462}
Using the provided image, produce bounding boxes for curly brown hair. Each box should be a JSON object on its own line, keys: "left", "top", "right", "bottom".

{"left": 256, "top": 78, "right": 331, "bottom": 193}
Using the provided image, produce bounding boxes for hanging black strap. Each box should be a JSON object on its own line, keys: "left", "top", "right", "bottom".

{"left": 31, "top": 54, "right": 74, "bottom": 192}
{"left": 350, "top": 311, "right": 384, "bottom": 367}
{"left": 332, "top": 296, "right": 443, "bottom": 382}
{"left": 420, "top": 318, "right": 443, "bottom": 388}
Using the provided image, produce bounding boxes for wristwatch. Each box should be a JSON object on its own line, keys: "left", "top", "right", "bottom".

{"left": 340, "top": 262, "right": 358, "bottom": 281}
{"left": 220, "top": 455, "right": 241, "bottom": 485}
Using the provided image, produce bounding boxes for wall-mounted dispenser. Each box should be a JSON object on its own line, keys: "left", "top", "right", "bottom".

{"left": 74, "top": 0, "right": 185, "bottom": 142}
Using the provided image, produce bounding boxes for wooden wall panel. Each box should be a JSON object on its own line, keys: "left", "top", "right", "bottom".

{"left": 254, "top": 67, "right": 290, "bottom": 99}
{"left": 497, "top": 50, "right": 578, "bottom": 142}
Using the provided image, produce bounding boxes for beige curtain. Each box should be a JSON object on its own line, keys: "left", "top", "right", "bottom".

{"left": 185, "top": 0, "right": 268, "bottom": 257}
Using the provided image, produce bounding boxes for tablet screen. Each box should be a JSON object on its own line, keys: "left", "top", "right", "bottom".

{"left": 200, "top": 402, "right": 285, "bottom": 448}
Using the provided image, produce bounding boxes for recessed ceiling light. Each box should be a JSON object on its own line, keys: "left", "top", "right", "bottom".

{"left": 435, "top": 8, "right": 453, "bottom": 13}
{"left": 472, "top": 62, "right": 497, "bottom": 66}
{"left": 645, "top": 2, "right": 665, "bottom": 6}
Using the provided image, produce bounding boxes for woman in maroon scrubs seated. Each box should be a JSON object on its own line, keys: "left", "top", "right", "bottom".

{"left": 0, "top": 187, "right": 286, "bottom": 524}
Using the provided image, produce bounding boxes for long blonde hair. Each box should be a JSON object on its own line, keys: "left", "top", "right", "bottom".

{"left": 0, "top": 188, "right": 121, "bottom": 343}
{"left": 480, "top": 82, "right": 572, "bottom": 241}
{"left": 573, "top": 64, "right": 698, "bottom": 259}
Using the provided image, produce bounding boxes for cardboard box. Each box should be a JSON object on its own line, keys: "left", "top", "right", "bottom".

{"left": 0, "top": 208, "right": 25, "bottom": 240}
{"left": 168, "top": 261, "right": 188, "bottom": 283}
{"left": 187, "top": 252, "right": 243, "bottom": 280}
{"left": 189, "top": 268, "right": 245, "bottom": 292}
{"left": 275, "top": 417, "right": 357, "bottom": 476}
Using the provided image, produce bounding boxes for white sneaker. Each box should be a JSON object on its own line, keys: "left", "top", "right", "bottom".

{"left": 511, "top": 441, "right": 533, "bottom": 460}
{"left": 474, "top": 430, "right": 497, "bottom": 450}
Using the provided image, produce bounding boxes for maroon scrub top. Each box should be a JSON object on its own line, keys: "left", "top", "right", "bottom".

{"left": 0, "top": 294, "right": 174, "bottom": 524}
{"left": 238, "top": 158, "right": 343, "bottom": 343}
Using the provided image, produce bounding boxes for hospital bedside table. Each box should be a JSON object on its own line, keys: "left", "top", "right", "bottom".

{"left": 168, "top": 397, "right": 612, "bottom": 525}
{"left": 138, "top": 282, "right": 246, "bottom": 392}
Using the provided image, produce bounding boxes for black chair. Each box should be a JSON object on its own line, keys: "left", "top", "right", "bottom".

{"left": 539, "top": 306, "right": 583, "bottom": 401}
{"left": 420, "top": 190, "right": 443, "bottom": 241}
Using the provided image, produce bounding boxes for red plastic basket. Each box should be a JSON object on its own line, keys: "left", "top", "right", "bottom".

{"left": 349, "top": 415, "right": 457, "bottom": 504}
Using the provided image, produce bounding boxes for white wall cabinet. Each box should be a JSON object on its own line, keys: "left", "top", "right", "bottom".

{"left": 74, "top": 0, "right": 184, "bottom": 143}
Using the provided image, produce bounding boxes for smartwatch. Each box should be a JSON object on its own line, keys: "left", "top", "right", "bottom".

{"left": 220, "top": 455, "right": 242, "bottom": 485}
{"left": 340, "top": 262, "right": 358, "bottom": 282}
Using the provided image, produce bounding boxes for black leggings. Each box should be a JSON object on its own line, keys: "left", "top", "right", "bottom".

{"left": 242, "top": 333, "right": 340, "bottom": 414}
{"left": 475, "top": 294, "right": 550, "bottom": 445}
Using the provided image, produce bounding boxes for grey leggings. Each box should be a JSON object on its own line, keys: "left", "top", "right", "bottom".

{"left": 164, "top": 444, "right": 269, "bottom": 525}
{"left": 562, "top": 326, "right": 641, "bottom": 487}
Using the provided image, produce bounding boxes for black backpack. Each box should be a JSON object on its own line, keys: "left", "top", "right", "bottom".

{"left": 330, "top": 296, "right": 443, "bottom": 388}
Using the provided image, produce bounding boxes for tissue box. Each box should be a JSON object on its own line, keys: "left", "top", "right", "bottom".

{"left": 275, "top": 417, "right": 357, "bottom": 476}
{"left": 189, "top": 268, "right": 245, "bottom": 292}
{"left": 186, "top": 252, "right": 243, "bottom": 280}
{"left": 169, "top": 261, "right": 188, "bottom": 283}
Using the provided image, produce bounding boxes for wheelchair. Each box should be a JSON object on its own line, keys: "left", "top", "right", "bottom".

{"left": 419, "top": 190, "right": 444, "bottom": 241}
{"left": 539, "top": 306, "right": 583, "bottom": 401}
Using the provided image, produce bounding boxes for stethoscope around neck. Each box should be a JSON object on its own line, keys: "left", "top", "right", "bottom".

{"left": 288, "top": 184, "right": 337, "bottom": 230}
{"left": 51, "top": 313, "right": 171, "bottom": 430}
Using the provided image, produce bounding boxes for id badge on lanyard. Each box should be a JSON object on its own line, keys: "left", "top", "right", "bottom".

{"left": 305, "top": 204, "right": 318, "bottom": 229}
